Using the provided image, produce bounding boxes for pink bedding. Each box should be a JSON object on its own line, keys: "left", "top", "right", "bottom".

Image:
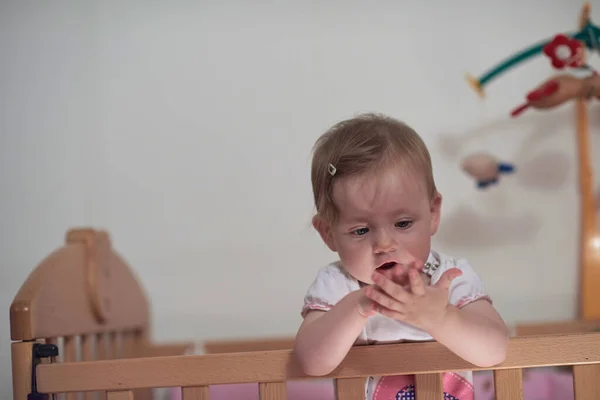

{"left": 169, "top": 369, "right": 574, "bottom": 399}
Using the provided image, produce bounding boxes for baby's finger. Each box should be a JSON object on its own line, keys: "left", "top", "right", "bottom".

{"left": 397, "top": 252, "right": 423, "bottom": 270}
{"left": 372, "top": 271, "right": 412, "bottom": 303}
{"left": 391, "top": 263, "right": 410, "bottom": 285}
{"left": 408, "top": 268, "right": 426, "bottom": 296}
{"left": 374, "top": 304, "right": 405, "bottom": 321}
{"left": 379, "top": 266, "right": 396, "bottom": 281}
{"left": 435, "top": 268, "right": 463, "bottom": 290}
{"left": 365, "top": 287, "right": 405, "bottom": 314}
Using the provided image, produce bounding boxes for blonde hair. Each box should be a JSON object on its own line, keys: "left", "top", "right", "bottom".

{"left": 311, "top": 113, "right": 437, "bottom": 223}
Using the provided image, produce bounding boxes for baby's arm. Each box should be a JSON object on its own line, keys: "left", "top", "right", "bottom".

{"left": 430, "top": 259, "right": 509, "bottom": 367}
{"left": 429, "top": 299, "right": 509, "bottom": 367}
{"left": 294, "top": 288, "right": 371, "bottom": 376}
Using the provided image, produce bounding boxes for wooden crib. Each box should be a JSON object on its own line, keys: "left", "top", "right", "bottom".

{"left": 10, "top": 228, "right": 600, "bottom": 399}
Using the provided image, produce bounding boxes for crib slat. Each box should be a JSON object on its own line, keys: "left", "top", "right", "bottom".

{"left": 96, "top": 333, "right": 107, "bottom": 400}
{"left": 107, "top": 391, "right": 134, "bottom": 400}
{"left": 130, "top": 329, "right": 153, "bottom": 400}
{"left": 182, "top": 386, "right": 209, "bottom": 400}
{"left": 81, "top": 334, "right": 96, "bottom": 400}
{"left": 493, "top": 368, "right": 523, "bottom": 400}
{"left": 63, "top": 336, "right": 77, "bottom": 400}
{"left": 43, "top": 338, "right": 62, "bottom": 400}
{"left": 415, "top": 373, "right": 443, "bottom": 400}
{"left": 122, "top": 330, "right": 134, "bottom": 358}
{"left": 107, "top": 332, "right": 117, "bottom": 359}
{"left": 573, "top": 364, "right": 600, "bottom": 399}
{"left": 259, "top": 382, "right": 286, "bottom": 400}
{"left": 334, "top": 377, "right": 365, "bottom": 400}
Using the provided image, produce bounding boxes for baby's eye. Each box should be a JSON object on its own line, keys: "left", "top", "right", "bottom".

{"left": 396, "top": 221, "right": 412, "bottom": 229}
{"left": 352, "top": 227, "right": 369, "bottom": 236}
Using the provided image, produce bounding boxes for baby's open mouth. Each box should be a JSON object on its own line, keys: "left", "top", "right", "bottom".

{"left": 377, "top": 261, "right": 397, "bottom": 271}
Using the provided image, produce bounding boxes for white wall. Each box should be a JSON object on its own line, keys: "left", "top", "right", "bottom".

{"left": 2, "top": 0, "right": 600, "bottom": 397}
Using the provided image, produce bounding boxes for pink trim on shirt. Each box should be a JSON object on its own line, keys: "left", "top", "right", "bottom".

{"left": 456, "top": 294, "right": 492, "bottom": 308}
{"left": 301, "top": 303, "right": 332, "bottom": 317}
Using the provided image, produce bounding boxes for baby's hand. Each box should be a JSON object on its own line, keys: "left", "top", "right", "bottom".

{"left": 365, "top": 266, "right": 462, "bottom": 332}
{"left": 381, "top": 260, "right": 427, "bottom": 291}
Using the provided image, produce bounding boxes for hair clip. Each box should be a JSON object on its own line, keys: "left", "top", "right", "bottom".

{"left": 328, "top": 163, "right": 337, "bottom": 176}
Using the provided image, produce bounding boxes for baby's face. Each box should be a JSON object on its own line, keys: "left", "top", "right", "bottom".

{"left": 319, "top": 164, "right": 441, "bottom": 285}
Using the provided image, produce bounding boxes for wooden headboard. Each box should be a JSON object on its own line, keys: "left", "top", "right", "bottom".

{"left": 11, "top": 228, "right": 149, "bottom": 341}
{"left": 10, "top": 227, "right": 192, "bottom": 400}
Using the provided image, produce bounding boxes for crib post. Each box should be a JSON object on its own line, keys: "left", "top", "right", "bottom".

{"left": 12, "top": 340, "right": 59, "bottom": 400}
{"left": 11, "top": 341, "right": 34, "bottom": 400}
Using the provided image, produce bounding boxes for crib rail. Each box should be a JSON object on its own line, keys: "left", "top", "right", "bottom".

{"left": 26, "top": 332, "right": 600, "bottom": 399}
{"left": 203, "top": 336, "right": 295, "bottom": 354}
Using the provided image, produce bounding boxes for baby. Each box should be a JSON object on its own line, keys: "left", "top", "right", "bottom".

{"left": 294, "top": 113, "right": 509, "bottom": 399}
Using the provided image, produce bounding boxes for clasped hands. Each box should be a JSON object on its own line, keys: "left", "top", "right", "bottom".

{"left": 358, "top": 260, "right": 462, "bottom": 333}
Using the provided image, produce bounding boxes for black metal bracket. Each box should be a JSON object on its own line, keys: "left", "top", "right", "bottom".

{"left": 28, "top": 343, "right": 59, "bottom": 400}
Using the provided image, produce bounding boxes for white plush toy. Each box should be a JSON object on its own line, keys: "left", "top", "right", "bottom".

{"left": 461, "top": 153, "right": 515, "bottom": 189}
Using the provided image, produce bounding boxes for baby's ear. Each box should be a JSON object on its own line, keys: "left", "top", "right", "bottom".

{"left": 312, "top": 215, "right": 337, "bottom": 252}
{"left": 430, "top": 191, "right": 442, "bottom": 235}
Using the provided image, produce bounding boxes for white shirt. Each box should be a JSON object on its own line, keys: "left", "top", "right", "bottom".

{"left": 301, "top": 250, "right": 491, "bottom": 400}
